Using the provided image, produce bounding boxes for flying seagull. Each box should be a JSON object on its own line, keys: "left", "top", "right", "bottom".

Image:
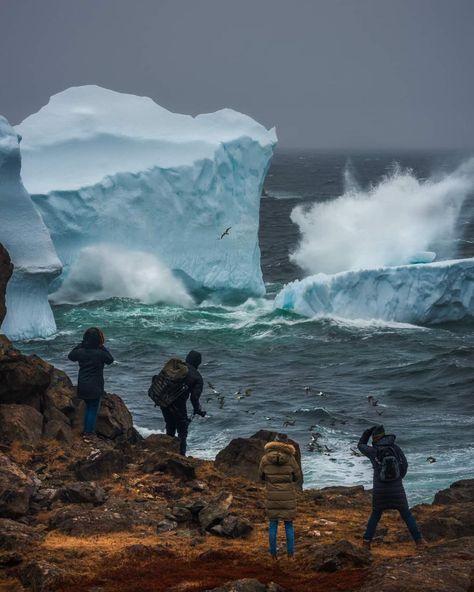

{"left": 219, "top": 226, "right": 232, "bottom": 240}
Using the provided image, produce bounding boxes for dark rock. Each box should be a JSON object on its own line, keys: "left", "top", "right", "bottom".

{"left": 0, "top": 550, "right": 22, "bottom": 567}
{"left": 150, "top": 454, "right": 196, "bottom": 481}
{"left": 210, "top": 514, "right": 253, "bottom": 538}
{"left": 43, "top": 419, "right": 74, "bottom": 444}
{"left": 0, "top": 454, "right": 36, "bottom": 517}
{"left": 185, "top": 499, "right": 206, "bottom": 516}
{"left": 170, "top": 506, "right": 193, "bottom": 523}
{"left": 59, "top": 481, "right": 106, "bottom": 505}
{"left": 73, "top": 449, "right": 126, "bottom": 481}
{"left": 311, "top": 485, "right": 371, "bottom": 508}
{"left": 20, "top": 560, "right": 65, "bottom": 592}
{"left": 309, "top": 540, "right": 372, "bottom": 572}
{"left": 157, "top": 518, "right": 178, "bottom": 533}
{"left": 0, "top": 340, "right": 53, "bottom": 406}
{"left": 43, "top": 369, "right": 76, "bottom": 420}
{"left": 433, "top": 479, "right": 474, "bottom": 505}
{"left": 0, "top": 244, "right": 13, "bottom": 325}
{"left": 120, "top": 543, "right": 176, "bottom": 559}
{"left": 96, "top": 393, "right": 135, "bottom": 442}
{"left": 215, "top": 430, "right": 302, "bottom": 485}
{"left": 0, "top": 518, "right": 44, "bottom": 550}
{"left": 419, "top": 503, "right": 474, "bottom": 541}
{"left": 0, "top": 403, "right": 44, "bottom": 447}
{"left": 139, "top": 433, "right": 180, "bottom": 454}
{"left": 199, "top": 492, "right": 233, "bottom": 530}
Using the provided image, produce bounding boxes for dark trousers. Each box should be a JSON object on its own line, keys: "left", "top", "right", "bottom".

{"left": 161, "top": 406, "right": 189, "bottom": 455}
{"left": 84, "top": 397, "right": 101, "bottom": 434}
{"left": 364, "top": 508, "right": 422, "bottom": 542}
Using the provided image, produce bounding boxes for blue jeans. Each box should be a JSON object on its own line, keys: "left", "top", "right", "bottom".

{"left": 84, "top": 397, "right": 101, "bottom": 434}
{"left": 269, "top": 520, "right": 295, "bottom": 556}
{"left": 364, "top": 508, "right": 422, "bottom": 542}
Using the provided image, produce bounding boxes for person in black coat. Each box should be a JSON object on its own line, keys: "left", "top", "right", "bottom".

{"left": 68, "top": 327, "right": 114, "bottom": 439}
{"left": 358, "top": 425, "right": 425, "bottom": 548}
{"left": 161, "top": 350, "right": 204, "bottom": 456}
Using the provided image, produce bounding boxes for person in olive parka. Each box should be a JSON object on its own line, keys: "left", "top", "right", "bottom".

{"left": 160, "top": 350, "right": 205, "bottom": 456}
{"left": 259, "top": 435, "right": 303, "bottom": 558}
{"left": 358, "top": 424, "right": 425, "bottom": 548}
{"left": 68, "top": 327, "right": 114, "bottom": 440}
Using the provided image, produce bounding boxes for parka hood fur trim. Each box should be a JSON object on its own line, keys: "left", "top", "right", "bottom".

{"left": 264, "top": 441, "right": 296, "bottom": 456}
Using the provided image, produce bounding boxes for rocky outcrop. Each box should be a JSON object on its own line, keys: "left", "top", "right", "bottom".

{"left": 96, "top": 392, "right": 135, "bottom": 441}
{"left": 0, "top": 454, "right": 36, "bottom": 518}
{"left": 306, "top": 540, "right": 372, "bottom": 572}
{"left": 0, "top": 244, "right": 12, "bottom": 326}
{"left": 433, "top": 479, "right": 474, "bottom": 505}
{"left": 0, "top": 403, "right": 44, "bottom": 446}
{"left": 206, "top": 580, "right": 285, "bottom": 592}
{"left": 215, "top": 430, "right": 302, "bottom": 484}
{"left": 20, "top": 560, "right": 65, "bottom": 592}
{"left": 0, "top": 518, "right": 44, "bottom": 550}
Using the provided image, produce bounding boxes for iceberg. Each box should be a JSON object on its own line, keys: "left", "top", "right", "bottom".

{"left": 274, "top": 258, "right": 474, "bottom": 325}
{"left": 0, "top": 116, "right": 62, "bottom": 340}
{"left": 16, "top": 85, "right": 277, "bottom": 299}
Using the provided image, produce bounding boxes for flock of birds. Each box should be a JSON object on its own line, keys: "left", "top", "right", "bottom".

{"left": 203, "top": 381, "right": 437, "bottom": 465}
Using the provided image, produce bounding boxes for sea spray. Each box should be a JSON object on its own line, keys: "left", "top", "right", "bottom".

{"left": 51, "top": 244, "right": 194, "bottom": 307}
{"left": 290, "top": 159, "right": 474, "bottom": 274}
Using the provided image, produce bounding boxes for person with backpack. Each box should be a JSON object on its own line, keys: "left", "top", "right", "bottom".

{"left": 358, "top": 425, "right": 425, "bottom": 549}
{"left": 148, "top": 350, "right": 205, "bottom": 456}
{"left": 258, "top": 435, "right": 303, "bottom": 559}
{"left": 68, "top": 327, "right": 114, "bottom": 441}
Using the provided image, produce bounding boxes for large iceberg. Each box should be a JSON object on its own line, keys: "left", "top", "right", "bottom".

{"left": 274, "top": 258, "right": 474, "bottom": 325}
{"left": 0, "top": 117, "right": 62, "bottom": 340}
{"left": 16, "top": 85, "right": 277, "bottom": 300}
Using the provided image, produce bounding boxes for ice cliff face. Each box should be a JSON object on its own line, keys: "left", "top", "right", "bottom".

{"left": 274, "top": 258, "right": 474, "bottom": 325}
{"left": 17, "top": 85, "right": 277, "bottom": 300}
{"left": 0, "top": 117, "right": 62, "bottom": 340}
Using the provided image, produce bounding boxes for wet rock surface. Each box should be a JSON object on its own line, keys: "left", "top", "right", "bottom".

{"left": 0, "top": 243, "right": 12, "bottom": 325}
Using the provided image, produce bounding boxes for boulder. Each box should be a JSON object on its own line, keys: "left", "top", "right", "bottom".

{"left": 0, "top": 403, "right": 44, "bottom": 446}
{"left": 210, "top": 514, "right": 253, "bottom": 538}
{"left": 43, "top": 419, "right": 73, "bottom": 444}
{"left": 170, "top": 506, "right": 193, "bottom": 523}
{"left": 199, "top": 492, "right": 233, "bottom": 530}
{"left": 73, "top": 449, "right": 127, "bottom": 481}
{"left": 311, "top": 485, "right": 371, "bottom": 509}
{"left": 20, "top": 560, "right": 65, "bottom": 592}
{"left": 308, "top": 540, "right": 372, "bottom": 572}
{"left": 419, "top": 503, "right": 474, "bottom": 541}
{"left": 145, "top": 453, "right": 196, "bottom": 481}
{"left": 0, "top": 454, "right": 36, "bottom": 517}
{"left": 96, "top": 393, "right": 135, "bottom": 442}
{"left": 0, "top": 243, "right": 13, "bottom": 325}
{"left": 59, "top": 481, "right": 106, "bottom": 505}
{"left": 0, "top": 518, "right": 44, "bottom": 550}
{"left": 0, "top": 341, "right": 53, "bottom": 406}
{"left": 138, "top": 433, "right": 180, "bottom": 454}
{"left": 433, "top": 479, "right": 474, "bottom": 505}
{"left": 43, "top": 369, "right": 76, "bottom": 419}
{"left": 215, "top": 430, "right": 302, "bottom": 484}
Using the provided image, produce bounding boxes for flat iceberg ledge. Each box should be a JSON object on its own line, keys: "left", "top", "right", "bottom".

{"left": 17, "top": 85, "right": 276, "bottom": 299}
{"left": 274, "top": 258, "right": 474, "bottom": 325}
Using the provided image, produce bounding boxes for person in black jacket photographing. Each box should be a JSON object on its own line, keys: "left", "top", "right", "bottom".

{"left": 148, "top": 350, "right": 205, "bottom": 456}
{"left": 358, "top": 424, "right": 425, "bottom": 549}
{"left": 68, "top": 327, "right": 114, "bottom": 441}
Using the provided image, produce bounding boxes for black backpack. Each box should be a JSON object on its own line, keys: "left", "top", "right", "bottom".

{"left": 148, "top": 358, "right": 189, "bottom": 408}
{"left": 375, "top": 445, "right": 401, "bottom": 482}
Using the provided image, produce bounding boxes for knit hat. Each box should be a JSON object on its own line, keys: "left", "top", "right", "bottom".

{"left": 372, "top": 425, "right": 385, "bottom": 443}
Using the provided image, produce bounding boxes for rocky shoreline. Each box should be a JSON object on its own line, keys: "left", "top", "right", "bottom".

{"left": 1, "top": 249, "right": 474, "bottom": 592}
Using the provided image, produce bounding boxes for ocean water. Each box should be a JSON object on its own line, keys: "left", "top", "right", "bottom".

{"left": 20, "top": 150, "right": 474, "bottom": 504}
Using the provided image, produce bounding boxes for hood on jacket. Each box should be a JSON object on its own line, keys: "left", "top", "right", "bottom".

{"left": 264, "top": 441, "right": 296, "bottom": 466}
{"left": 374, "top": 434, "right": 396, "bottom": 447}
{"left": 82, "top": 329, "right": 101, "bottom": 349}
{"left": 186, "top": 350, "right": 202, "bottom": 368}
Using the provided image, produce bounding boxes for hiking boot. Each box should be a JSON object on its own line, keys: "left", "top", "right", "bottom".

{"left": 270, "top": 553, "right": 278, "bottom": 561}
{"left": 362, "top": 539, "right": 372, "bottom": 550}
{"left": 416, "top": 538, "right": 428, "bottom": 549}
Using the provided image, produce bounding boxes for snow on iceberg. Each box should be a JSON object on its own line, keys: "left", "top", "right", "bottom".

{"left": 0, "top": 116, "right": 62, "bottom": 340}
{"left": 274, "top": 258, "right": 474, "bottom": 325}
{"left": 16, "top": 85, "right": 277, "bottom": 299}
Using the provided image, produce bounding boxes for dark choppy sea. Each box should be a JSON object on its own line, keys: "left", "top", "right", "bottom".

{"left": 20, "top": 150, "right": 474, "bottom": 503}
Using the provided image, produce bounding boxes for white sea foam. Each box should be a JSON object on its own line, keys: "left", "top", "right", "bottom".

{"left": 291, "top": 159, "right": 474, "bottom": 275}
{"left": 51, "top": 244, "right": 194, "bottom": 307}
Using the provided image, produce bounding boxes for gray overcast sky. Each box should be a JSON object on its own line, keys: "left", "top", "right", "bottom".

{"left": 1, "top": 0, "right": 473, "bottom": 149}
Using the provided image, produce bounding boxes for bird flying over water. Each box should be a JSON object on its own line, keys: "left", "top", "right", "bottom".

{"left": 219, "top": 226, "right": 232, "bottom": 239}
